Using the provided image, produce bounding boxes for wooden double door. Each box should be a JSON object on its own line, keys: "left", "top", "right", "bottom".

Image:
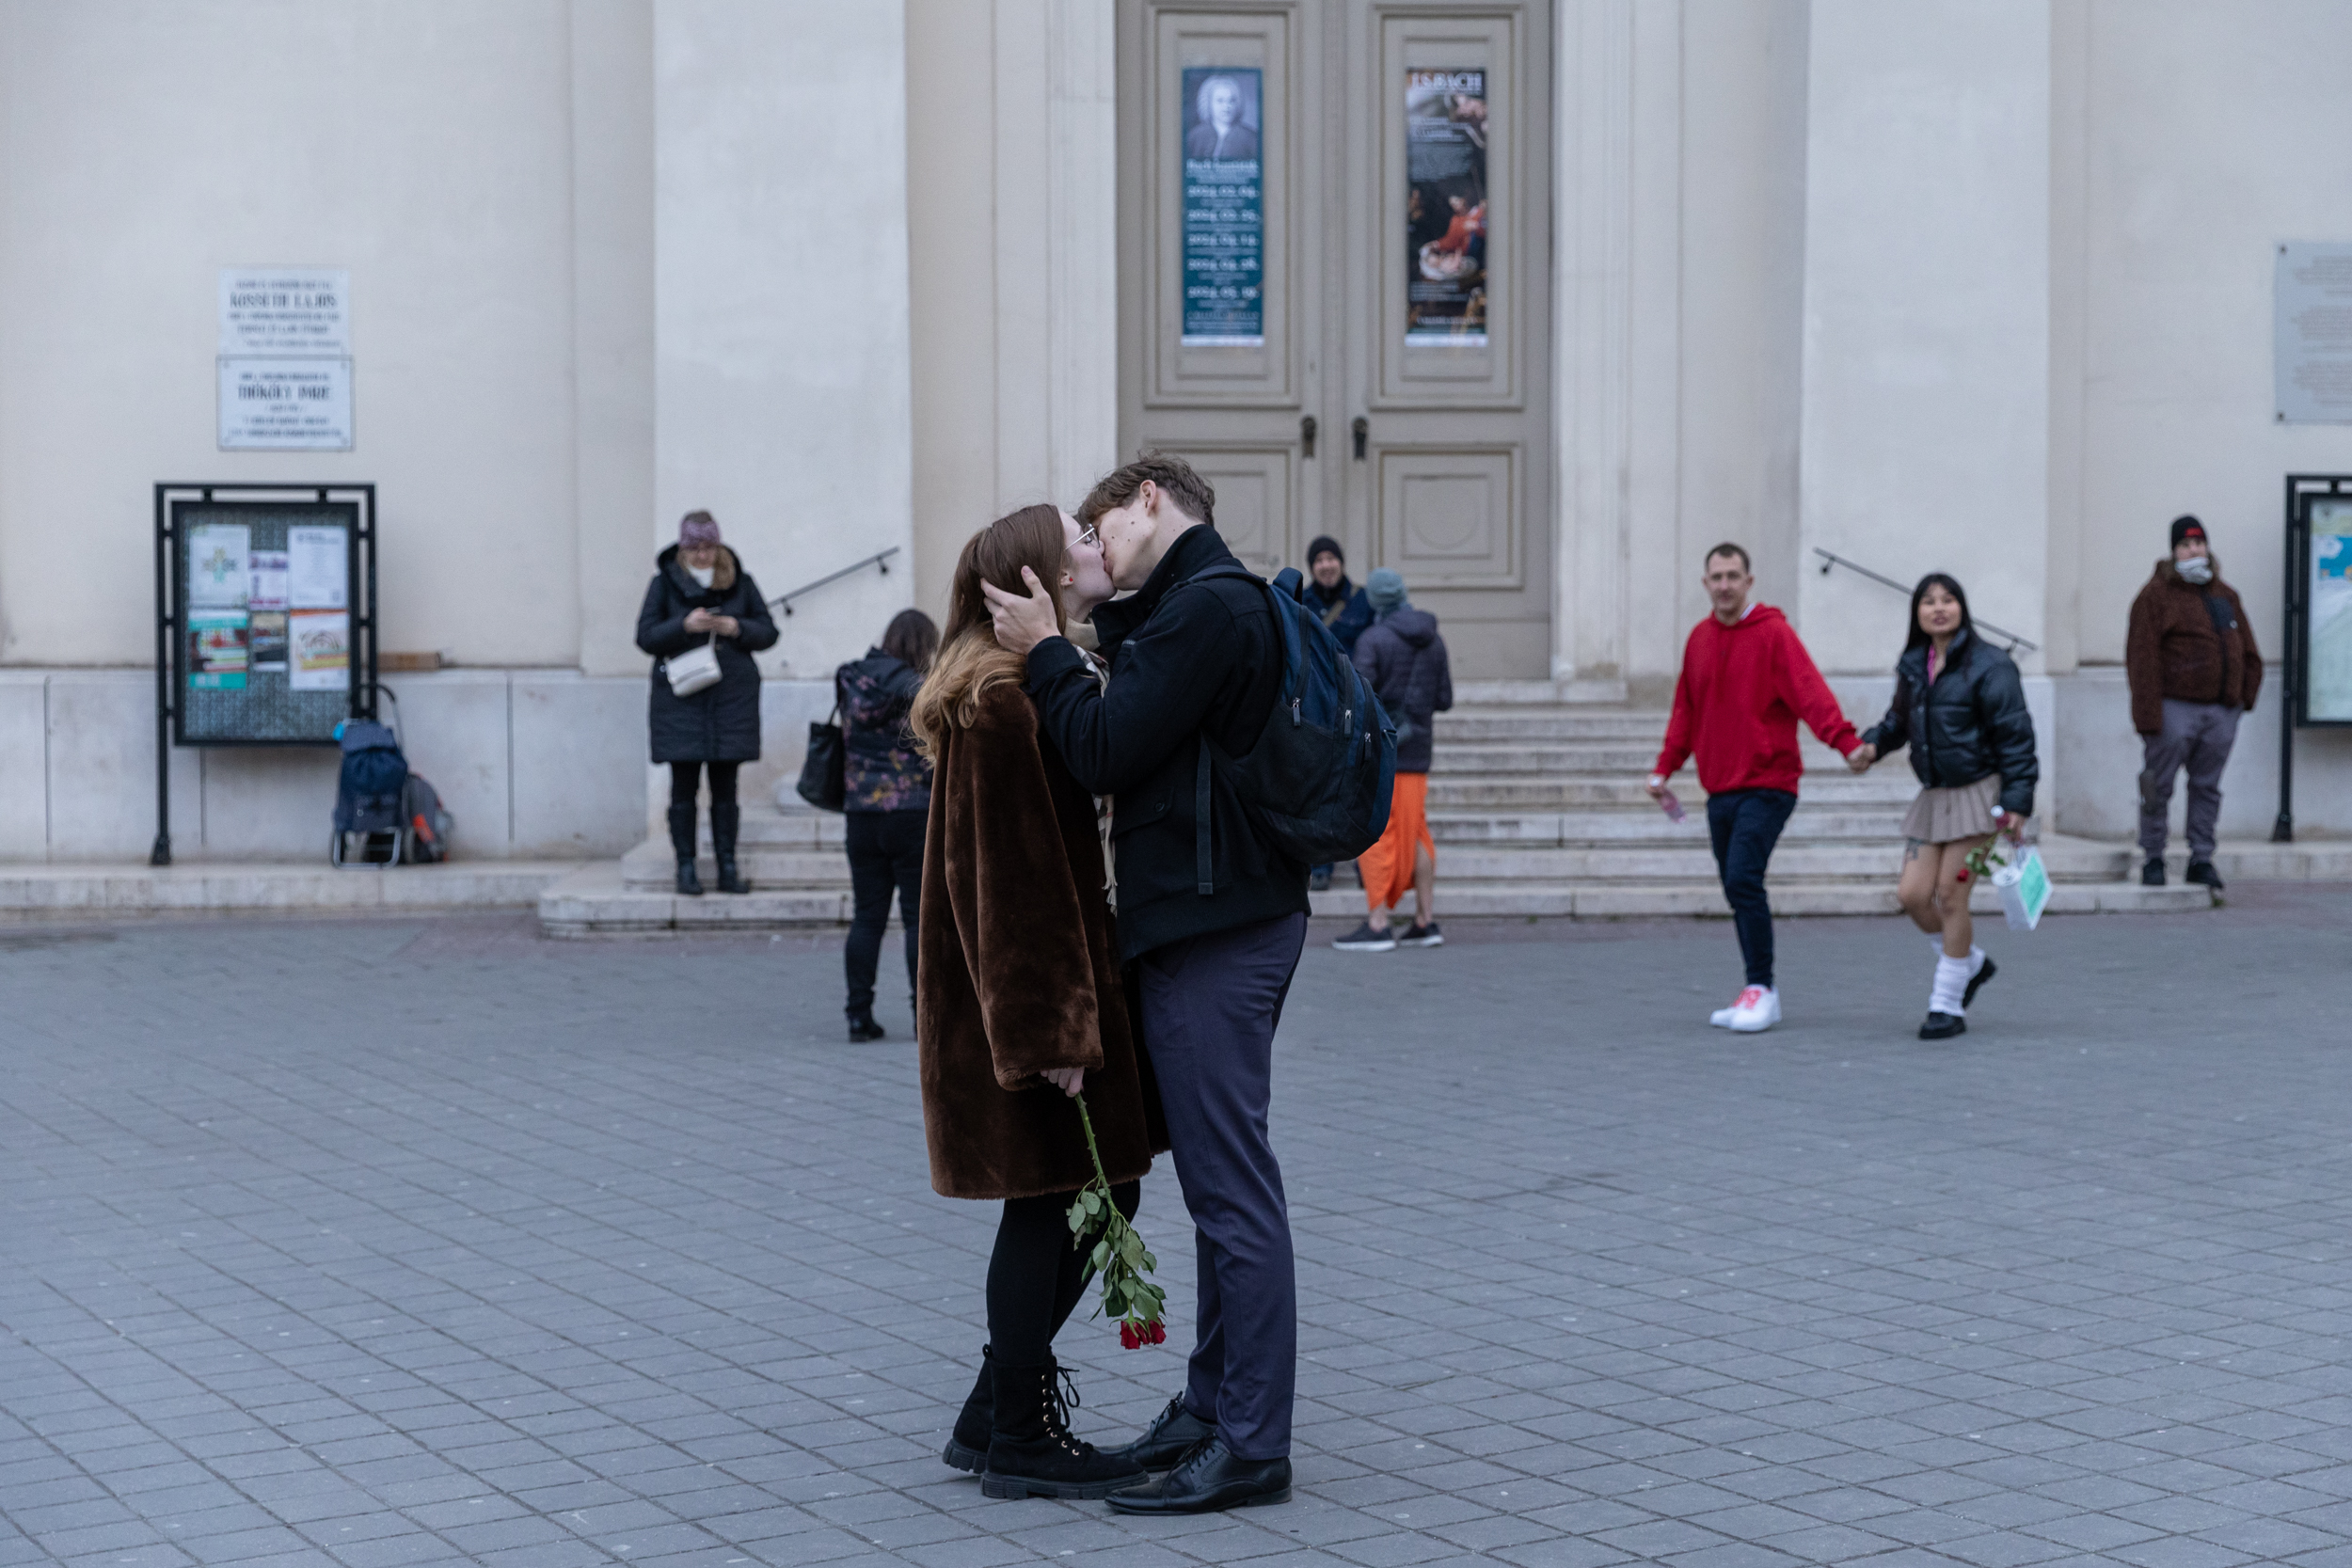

{"left": 1117, "top": 0, "right": 1554, "bottom": 675}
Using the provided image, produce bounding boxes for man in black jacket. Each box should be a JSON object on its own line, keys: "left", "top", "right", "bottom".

{"left": 984, "top": 455, "right": 1305, "bottom": 1514}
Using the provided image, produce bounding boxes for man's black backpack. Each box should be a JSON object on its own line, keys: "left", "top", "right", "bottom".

{"left": 1188, "top": 562, "right": 1397, "bottom": 887}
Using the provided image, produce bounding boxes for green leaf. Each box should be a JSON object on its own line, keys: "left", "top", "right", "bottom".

{"left": 1079, "top": 1189, "right": 1104, "bottom": 1216}
{"left": 1091, "top": 1239, "right": 1112, "bottom": 1271}
{"left": 1140, "top": 1250, "right": 1158, "bottom": 1271}
{"left": 1069, "top": 1207, "right": 1089, "bottom": 1233}
{"left": 1104, "top": 1281, "right": 1127, "bottom": 1316}
{"left": 1120, "top": 1232, "right": 1145, "bottom": 1267}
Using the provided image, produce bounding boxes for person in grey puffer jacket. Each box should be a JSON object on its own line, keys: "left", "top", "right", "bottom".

{"left": 1334, "top": 569, "right": 1453, "bottom": 952}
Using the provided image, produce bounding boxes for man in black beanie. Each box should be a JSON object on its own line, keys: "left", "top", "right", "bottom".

{"left": 1302, "top": 537, "right": 1373, "bottom": 655}
{"left": 1300, "top": 537, "right": 1374, "bottom": 891}
{"left": 2126, "top": 515, "right": 2263, "bottom": 889}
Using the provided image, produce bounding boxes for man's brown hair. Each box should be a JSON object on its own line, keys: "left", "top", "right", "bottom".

{"left": 1705, "top": 542, "right": 1751, "bottom": 573}
{"left": 1077, "top": 452, "right": 1216, "bottom": 529}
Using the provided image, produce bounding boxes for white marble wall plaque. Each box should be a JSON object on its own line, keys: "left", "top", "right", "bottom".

{"left": 219, "top": 269, "right": 348, "bottom": 355}
{"left": 2276, "top": 243, "right": 2352, "bottom": 423}
{"left": 218, "top": 358, "right": 353, "bottom": 451}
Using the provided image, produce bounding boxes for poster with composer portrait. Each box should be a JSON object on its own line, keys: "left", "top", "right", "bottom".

{"left": 1406, "top": 70, "right": 1488, "bottom": 346}
{"left": 1181, "top": 68, "right": 1263, "bottom": 346}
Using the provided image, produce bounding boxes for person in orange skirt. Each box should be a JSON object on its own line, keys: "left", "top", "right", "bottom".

{"left": 1333, "top": 569, "right": 1451, "bottom": 952}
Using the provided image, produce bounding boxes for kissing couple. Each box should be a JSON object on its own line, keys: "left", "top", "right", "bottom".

{"left": 908, "top": 455, "right": 1310, "bottom": 1513}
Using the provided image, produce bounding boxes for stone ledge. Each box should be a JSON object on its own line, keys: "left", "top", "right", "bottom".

{"left": 0, "top": 861, "right": 583, "bottom": 920}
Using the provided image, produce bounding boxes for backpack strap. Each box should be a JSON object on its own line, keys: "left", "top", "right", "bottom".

{"left": 1197, "top": 744, "right": 1215, "bottom": 895}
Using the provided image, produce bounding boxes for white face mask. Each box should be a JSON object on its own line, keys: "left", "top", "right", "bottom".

{"left": 687, "top": 563, "right": 715, "bottom": 588}
{"left": 2177, "top": 556, "right": 2213, "bottom": 584}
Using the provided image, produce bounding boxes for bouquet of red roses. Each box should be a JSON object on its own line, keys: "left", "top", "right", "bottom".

{"left": 1067, "top": 1097, "right": 1168, "bottom": 1348}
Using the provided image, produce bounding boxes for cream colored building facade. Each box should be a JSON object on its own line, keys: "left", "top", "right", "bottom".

{"left": 3, "top": 0, "right": 2349, "bottom": 864}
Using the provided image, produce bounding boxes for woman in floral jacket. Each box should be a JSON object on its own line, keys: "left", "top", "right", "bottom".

{"left": 838, "top": 609, "right": 938, "bottom": 1041}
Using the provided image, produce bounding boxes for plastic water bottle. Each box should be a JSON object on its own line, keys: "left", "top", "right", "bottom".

{"left": 1658, "top": 786, "right": 1686, "bottom": 824}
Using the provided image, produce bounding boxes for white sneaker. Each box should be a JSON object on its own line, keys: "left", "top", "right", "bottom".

{"left": 1709, "top": 994, "right": 1741, "bottom": 1028}
{"left": 1725, "top": 985, "right": 1780, "bottom": 1034}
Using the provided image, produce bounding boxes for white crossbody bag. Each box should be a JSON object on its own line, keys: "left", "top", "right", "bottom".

{"left": 665, "top": 634, "right": 723, "bottom": 697}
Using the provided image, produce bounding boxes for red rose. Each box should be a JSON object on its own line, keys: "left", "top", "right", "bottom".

{"left": 1955, "top": 869, "right": 1969, "bottom": 883}
{"left": 1120, "top": 1322, "right": 1140, "bottom": 1350}
{"left": 1150, "top": 1322, "right": 1167, "bottom": 1344}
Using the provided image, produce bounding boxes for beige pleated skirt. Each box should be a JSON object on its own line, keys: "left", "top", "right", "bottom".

{"left": 1900, "top": 771, "right": 2003, "bottom": 845}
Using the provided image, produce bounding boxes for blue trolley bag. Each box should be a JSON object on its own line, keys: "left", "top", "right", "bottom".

{"left": 1185, "top": 562, "right": 1397, "bottom": 881}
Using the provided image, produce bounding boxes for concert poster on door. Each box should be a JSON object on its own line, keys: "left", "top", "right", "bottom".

{"left": 1406, "top": 69, "right": 1488, "bottom": 345}
{"left": 1180, "top": 67, "right": 1263, "bottom": 346}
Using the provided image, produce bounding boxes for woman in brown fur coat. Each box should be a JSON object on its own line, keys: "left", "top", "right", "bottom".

{"left": 909, "top": 503, "right": 1168, "bottom": 1501}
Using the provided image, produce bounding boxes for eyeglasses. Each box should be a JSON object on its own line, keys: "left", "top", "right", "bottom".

{"left": 1075, "top": 522, "right": 1101, "bottom": 549}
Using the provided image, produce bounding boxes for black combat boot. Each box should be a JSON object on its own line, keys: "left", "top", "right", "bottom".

{"left": 668, "top": 803, "right": 702, "bottom": 896}
{"left": 942, "top": 1346, "right": 992, "bottom": 1473}
{"left": 980, "top": 1359, "right": 1146, "bottom": 1500}
{"left": 710, "top": 801, "right": 749, "bottom": 894}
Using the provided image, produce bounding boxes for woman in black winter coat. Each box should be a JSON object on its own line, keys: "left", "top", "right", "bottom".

{"left": 636, "top": 511, "right": 778, "bottom": 895}
{"left": 837, "top": 609, "right": 938, "bottom": 1041}
{"left": 1850, "top": 573, "right": 2038, "bottom": 1041}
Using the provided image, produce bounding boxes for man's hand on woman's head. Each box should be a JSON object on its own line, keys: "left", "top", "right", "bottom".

{"left": 981, "top": 567, "right": 1061, "bottom": 657}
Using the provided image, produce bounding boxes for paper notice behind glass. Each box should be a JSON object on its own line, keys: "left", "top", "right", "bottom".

{"left": 187, "top": 524, "right": 251, "bottom": 608}
{"left": 288, "top": 526, "right": 347, "bottom": 609}
{"left": 1180, "top": 68, "right": 1265, "bottom": 346}
{"left": 289, "top": 610, "right": 350, "bottom": 691}
{"left": 249, "top": 611, "right": 289, "bottom": 673}
{"left": 2310, "top": 498, "right": 2352, "bottom": 721}
{"left": 1405, "top": 70, "right": 1489, "bottom": 346}
{"left": 188, "top": 612, "right": 249, "bottom": 690}
{"left": 247, "top": 549, "right": 289, "bottom": 611}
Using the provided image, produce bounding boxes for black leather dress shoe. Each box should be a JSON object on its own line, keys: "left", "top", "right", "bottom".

{"left": 1106, "top": 1434, "right": 1290, "bottom": 1513}
{"left": 1107, "top": 1396, "right": 1216, "bottom": 1472}
{"left": 1918, "top": 1010, "right": 1966, "bottom": 1040}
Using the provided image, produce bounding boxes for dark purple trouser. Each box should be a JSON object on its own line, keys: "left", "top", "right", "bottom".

{"left": 1136, "top": 911, "right": 1308, "bottom": 1461}
{"left": 2138, "top": 698, "right": 2240, "bottom": 862}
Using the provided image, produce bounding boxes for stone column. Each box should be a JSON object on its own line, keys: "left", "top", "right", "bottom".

{"left": 652, "top": 0, "right": 914, "bottom": 686}
{"left": 1797, "top": 0, "right": 2053, "bottom": 680}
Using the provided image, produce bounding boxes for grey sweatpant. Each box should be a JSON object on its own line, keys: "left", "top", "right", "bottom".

{"left": 2137, "top": 698, "right": 2241, "bottom": 861}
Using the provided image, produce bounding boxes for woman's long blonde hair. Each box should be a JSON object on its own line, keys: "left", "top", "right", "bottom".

{"left": 909, "top": 504, "right": 1067, "bottom": 756}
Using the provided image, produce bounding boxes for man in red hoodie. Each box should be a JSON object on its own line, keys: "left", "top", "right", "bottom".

{"left": 1645, "top": 545, "right": 1863, "bottom": 1033}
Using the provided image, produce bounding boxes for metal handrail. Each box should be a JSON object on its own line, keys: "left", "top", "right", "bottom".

{"left": 1813, "top": 548, "right": 2039, "bottom": 653}
{"left": 768, "top": 547, "right": 899, "bottom": 616}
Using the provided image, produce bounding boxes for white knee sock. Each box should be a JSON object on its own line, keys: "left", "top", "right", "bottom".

{"left": 1930, "top": 937, "right": 1987, "bottom": 976}
{"left": 1931, "top": 955, "right": 1970, "bottom": 1015}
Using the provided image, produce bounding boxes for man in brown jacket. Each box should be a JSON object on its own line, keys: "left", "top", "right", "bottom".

{"left": 2126, "top": 515, "right": 2262, "bottom": 889}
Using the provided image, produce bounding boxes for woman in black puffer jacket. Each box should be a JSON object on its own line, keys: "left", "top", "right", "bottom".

{"left": 636, "top": 511, "right": 778, "bottom": 896}
{"left": 836, "top": 609, "right": 938, "bottom": 1041}
{"left": 1851, "top": 573, "right": 2038, "bottom": 1041}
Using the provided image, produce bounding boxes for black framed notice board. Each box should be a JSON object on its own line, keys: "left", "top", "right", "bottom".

{"left": 151, "top": 484, "right": 376, "bottom": 862}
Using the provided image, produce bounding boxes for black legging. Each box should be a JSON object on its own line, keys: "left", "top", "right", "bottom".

{"left": 987, "top": 1180, "right": 1141, "bottom": 1365}
{"left": 669, "top": 760, "right": 738, "bottom": 806}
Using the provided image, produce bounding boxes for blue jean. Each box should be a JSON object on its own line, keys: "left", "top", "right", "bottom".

{"left": 1706, "top": 788, "right": 1797, "bottom": 987}
{"left": 1135, "top": 911, "right": 1308, "bottom": 1461}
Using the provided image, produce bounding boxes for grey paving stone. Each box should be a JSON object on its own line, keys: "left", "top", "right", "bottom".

{"left": 5, "top": 897, "right": 2352, "bottom": 1566}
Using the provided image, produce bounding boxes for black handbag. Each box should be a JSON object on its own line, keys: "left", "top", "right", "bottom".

{"left": 796, "top": 679, "right": 847, "bottom": 812}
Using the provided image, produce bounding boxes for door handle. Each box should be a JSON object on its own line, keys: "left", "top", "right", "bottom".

{"left": 1300, "top": 416, "right": 1317, "bottom": 458}
{"left": 1351, "top": 416, "right": 1369, "bottom": 460}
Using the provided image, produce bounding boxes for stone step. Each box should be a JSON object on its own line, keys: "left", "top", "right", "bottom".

{"left": 1427, "top": 774, "right": 1915, "bottom": 807}
{"left": 1428, "top": 809, "right": 1908, "bottom": 844}
{"left": 623, "top": 832, "right": 2140, "bottom": 894}
{"left": 2, "top": 860, "right": 582, "bottom": 920}
{"left": 1434, "top": 708, "right": 1677, "bottom": 743}
{"left": 539, "top": 859, "right": 2214, "bottom": 935}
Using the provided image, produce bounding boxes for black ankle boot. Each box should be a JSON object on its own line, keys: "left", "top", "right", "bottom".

{"left": 847, "top": 1010, "right": 886, "bottom": 1043}
{"left": 667, "top": 803, "right": 702, "bottom": 896}
{"left": 711, "top": 801, "right": 749, "bottom": 894}
{"left": 981, "top": 1359, "right": 1146, "bottom": 1500}
{"left": 943, "top": 1346, "right": 992, "bottom": 1473}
